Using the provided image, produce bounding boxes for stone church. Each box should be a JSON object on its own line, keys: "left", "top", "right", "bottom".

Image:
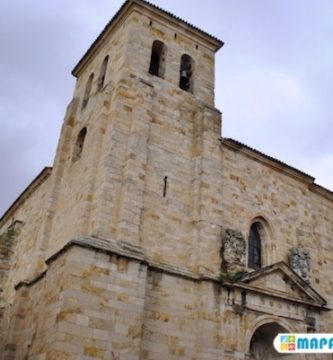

{"left": 1, "top": 0, "right": 332, "bottom": 359}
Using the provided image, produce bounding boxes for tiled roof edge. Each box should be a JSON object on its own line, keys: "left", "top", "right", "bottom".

{"left": 221, "top": 138, "right": 333, "bottom": 201}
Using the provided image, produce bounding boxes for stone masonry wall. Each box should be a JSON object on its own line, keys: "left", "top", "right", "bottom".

{"left": 1, "top": 243, "right": 323, "bottom": 360}
{"left": 1, "top": 245, "right": 148, "bottom": 360}
{"left": 125, "top": 10, "right": 217, "bottom": 106}
{"left": 219, "top": 143, "right": 333, "bottom": 331}
{"left": 0, "top": 172, "right": 50, "bottom": 307}
{"left": 1, "top": 246, "right": 65, "bottom": 360}
{"left": 46, "top": 17, "right": 129, "bottom": 256}
{"left": 46, "top": 5, "right": 220, "bottom": 262}
{"left": 140, "top": 266, "right": 322, "bottom": 360}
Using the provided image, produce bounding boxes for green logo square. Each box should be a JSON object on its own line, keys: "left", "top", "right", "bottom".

{"left": 288, "top": 335, "right": 296, "bottom": 343}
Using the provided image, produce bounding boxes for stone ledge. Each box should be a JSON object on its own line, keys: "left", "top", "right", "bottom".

{"left": 46, "top": 236, "right": 197, "bottom": 280}
{"left": 13, "top": 235, "right": 331, "bottom": 311}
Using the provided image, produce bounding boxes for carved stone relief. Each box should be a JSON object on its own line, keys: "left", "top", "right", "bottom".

{"left": 288, "top": 247, "right": 310, "bottom": 282}
{"left": 221, "top": 229, "right": 246, "bottom": 273}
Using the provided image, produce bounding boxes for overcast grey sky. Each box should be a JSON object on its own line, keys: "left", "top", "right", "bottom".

{"left": 0, "top": 0, "right": 332, "bottom": 216}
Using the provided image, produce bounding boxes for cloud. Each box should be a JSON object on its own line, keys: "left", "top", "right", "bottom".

{"left": 217, "top": 65, "right": 333, "bottom": 191}
{"left": 219, "top": 68, "right": 315, "bottom": 149}
{"left": 221, "top": 69, "right": 307, "bottom": 125}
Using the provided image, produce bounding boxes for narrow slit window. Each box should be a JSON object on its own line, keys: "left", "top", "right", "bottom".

{"left": 179, "top": 54, "right": 194, "bottom": 92}
{"left": 163, "top": 176, "right": 168, "bottom": 197}
{"left": 248, "top": 222, "right": 262, "bottom": 269}
{"left": 241, "top": 291, "right": 247, "bottom": 306}
{"left": 149, "top": 40, "right": 166, "bottom": 78}
{"left": 82, "top": 73, "right": 94, "bottom": 108}
{"left": 97, "top": 55, "right": 109, "bottom": 91}
{"left": 72, "top": 127, "right": 87, "bottom": 163}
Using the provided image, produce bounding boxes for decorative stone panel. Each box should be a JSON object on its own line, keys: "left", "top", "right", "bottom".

{"left": 289, "top": 247, "right": 310, "bottom": 282}
{"left": 221, "top": 229, "right": 246, "bottom": 273}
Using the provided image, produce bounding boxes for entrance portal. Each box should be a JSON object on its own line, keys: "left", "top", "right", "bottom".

{"left": 249, "top": 322, "right": 300, "bottom": 359}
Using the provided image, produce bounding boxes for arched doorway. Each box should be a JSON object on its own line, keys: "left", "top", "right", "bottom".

{"left": 249, "top": 322, "right": 300, "bottom": 359}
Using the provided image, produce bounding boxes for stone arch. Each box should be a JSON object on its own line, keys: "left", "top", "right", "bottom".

{"left": 148, "top": 40, "right": 167, "bottom": 78}
{"left": 249, "top": 215, "right": 273, "bottom": 238}
{"left": 179, "top": 54, "right": 194, "bottom": 92}
{"left": 82, "top": 73, "right": 94, "bottom": 108}
{"left": 245, "top": 316, "right": 304, "bottom": 360}
{"left": 97, "top": 55, "right": 109, "bottom": 91}
{"left": 72, "top": 127, "right": 87, "bottom": 163}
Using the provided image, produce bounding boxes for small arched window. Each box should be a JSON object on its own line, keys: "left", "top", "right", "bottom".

{"left": 179, "top": 54, "right": 194, "bottom": 92}
{"left": 97, "top": 55, "right": 109, "bottom": 91}
{"left": 149, "top": 40, "right": 166, "bottom": 78}
{"left": 82, "top": 73, "right": 94, "bottom": 109}
{"left": 72, "top": 127, "right": 87, "bottom": 163}
{"left": 248, "top": 222, "right": 262, "bottom": 269}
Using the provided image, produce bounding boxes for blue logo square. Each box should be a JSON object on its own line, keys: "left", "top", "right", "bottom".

{"left": 281, "top": 336, "right": 288, "bottom": 343}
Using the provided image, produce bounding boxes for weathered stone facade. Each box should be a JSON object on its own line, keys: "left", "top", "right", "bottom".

{"left": 1, "top": 0, "right": 333, "bottom": 359}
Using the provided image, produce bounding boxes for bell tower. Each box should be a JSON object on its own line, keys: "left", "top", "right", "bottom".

{"left": 0, "top": 3, "right": 246, "bottom": 359}
{"left": 43, "top": 0, "right": 224, "bottom": 275}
